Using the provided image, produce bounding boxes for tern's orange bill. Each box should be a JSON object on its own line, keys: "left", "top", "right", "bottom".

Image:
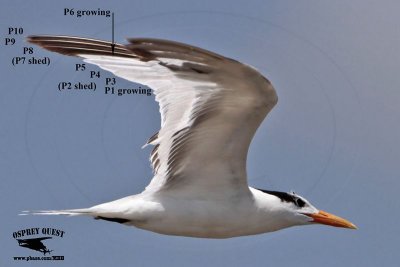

{"left": 305, "top": 210, "right": 357, "bottom": 229}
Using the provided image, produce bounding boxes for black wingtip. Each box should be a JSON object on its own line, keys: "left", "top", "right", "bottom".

{"left": 26, "top": 35, "right": 51, "bottom": 43}
{"left": 25, "top": 35, "right": 138, "bottom": 58}
{"left": 26, "top": 35, "right": 38, "bottom": 44}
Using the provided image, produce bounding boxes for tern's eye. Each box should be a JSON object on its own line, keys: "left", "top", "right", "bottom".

{"left": 295, "top": 198, "right": 306, "bottom": 208}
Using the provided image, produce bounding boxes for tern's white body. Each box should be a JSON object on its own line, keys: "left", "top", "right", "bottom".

{"left": 81, "top": 187, "right": 312, "bottom": 238}
{"left": 25, "top": 35, "right": 356, "bottom": 238}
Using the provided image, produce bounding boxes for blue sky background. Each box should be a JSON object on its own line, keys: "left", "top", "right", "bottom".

{"left": 1, "top": 0, "right": 399, "bottom": 266}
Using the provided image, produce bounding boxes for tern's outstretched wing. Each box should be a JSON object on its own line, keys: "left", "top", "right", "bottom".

{"left": 28, "top": 35, "right": 277, "bottom": 195}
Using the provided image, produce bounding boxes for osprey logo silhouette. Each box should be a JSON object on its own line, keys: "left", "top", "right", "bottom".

{"left": 17, "top": 237, "right": 53, "bottom": 255}
{"left": 13, "top": 228, "right": 65, "bottom": 261}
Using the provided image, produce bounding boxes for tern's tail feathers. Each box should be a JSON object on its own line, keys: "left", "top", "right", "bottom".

{"left": 20, "top": 207, "right": 132, "bottom": 225}
{"left": 20, "top": 208, "right": 94, "bottom": 216}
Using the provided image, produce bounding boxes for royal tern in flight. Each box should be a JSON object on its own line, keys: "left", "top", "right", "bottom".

{"left": 25, "top": 35, "right": 356, "bottom": 238}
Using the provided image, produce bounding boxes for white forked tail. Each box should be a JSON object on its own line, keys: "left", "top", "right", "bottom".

{"left": 19, "top": 202, "right": 133, "bottom": 225}
{"left": 19, "top": 208, "right": 95, "bottom": 216}
{"left": 20, "top": 197, "right": 138, "bottom": 224}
